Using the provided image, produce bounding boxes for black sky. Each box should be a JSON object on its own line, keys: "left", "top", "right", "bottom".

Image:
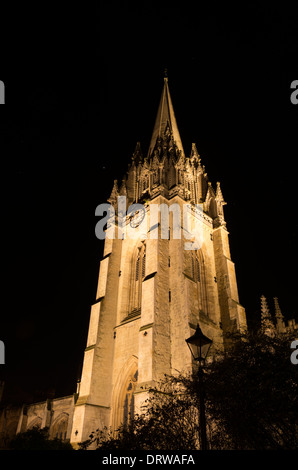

{"left": 0, "top": 2, "right": 297, "bottom": 404}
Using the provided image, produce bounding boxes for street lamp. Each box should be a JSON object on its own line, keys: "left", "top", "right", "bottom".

{"left": 186, "top": 324, "right": 212, "bottom": 450}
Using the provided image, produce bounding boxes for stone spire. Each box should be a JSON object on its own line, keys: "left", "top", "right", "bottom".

{"left": 122, "top": 77, "right": 225, "bottom": 221}
{"left": 215, "top": 181, "right": 225, "bottom": 204}
{"left": 147, "top": 75, "right": 184, "bottom": 158}
{"left": 131, "top": 141, "right": 143, "bottom": 165}
{"left": 107, "top": 180, "right": 119, "bottom": 209}
{"left": 273, "top": 297, "right": 286, "bottom": 333}
{"left": 274, "top": 297, "right": 283, "bottom": 321}
{"left": 190, "top": 143, "right": 202, "bottom": 169}
{"left": 260, "top": 295, "right": 275, "bottom": 335}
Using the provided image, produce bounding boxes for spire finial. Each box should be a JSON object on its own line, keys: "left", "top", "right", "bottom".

{"left": 148, "top": 72, "right": 184, "bottom": 158}
{"left": 260, "top": 295, "right": 275, "bottom": 336}
{"left": 107, "top": 179, "right": 119, "bottom": 208}
{"left": 273, "top": 297, "right": 284, "bottom": 321}
{"left": 164, "top": 67, "right": 168, "bottom": 81}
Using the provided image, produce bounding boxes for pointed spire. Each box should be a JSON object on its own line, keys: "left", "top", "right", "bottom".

{"left": 273, "top": 297, "right": 286, "bottom": 333}
{"left": 215, "top": 181, "right": 226, "bottom": 205}
{"left": 260, "top": 295, "right": 275, "bottom": 335}
{"left": 107, "top": 180, "right": 119, "bottom": 208}
{"left": 191, "top": 143, "right": 200, "bottom": 158}
{"left": 190, "top": 143, "right": 202, "bottom": 169}
{"left": 273, "top": 297, "right": 284, "bottom": 322}
{"left": 148, "top": 75, "right": 184, "bottom": 158}
{"left": 119, "top": 177, "right": 127, "bottom": 196}
{"left": 132, "top": 142, "right": 143, "bottom": 165}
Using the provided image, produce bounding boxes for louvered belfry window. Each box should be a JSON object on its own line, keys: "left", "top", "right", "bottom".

{"left": 142, "top": 251, "right": 146, "bottom": 279}
{"left": 135, "top": 244, "right": 146, "bottom": 282}
{"left": 196, "top": 257, "right": 200, "bottom": 282}
{"left": 127, "top": 242, "right": 146, "bottom": 319}
{"left": 136, "top": 255, "right": 140, "bottom": 281}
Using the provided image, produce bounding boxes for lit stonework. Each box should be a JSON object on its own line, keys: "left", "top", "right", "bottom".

{"left": 2, "top": 79, "right": 298, "bottom": 449}
{"left": 260, "top": 295, "right": 298, "bottom": 336}
{"left": 70, "top": 76, "right": 247, "bottom": 445}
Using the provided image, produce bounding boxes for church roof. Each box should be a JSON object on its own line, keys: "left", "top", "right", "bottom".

{"left": 147, "top": 75, "right": 185, "bottom": 158}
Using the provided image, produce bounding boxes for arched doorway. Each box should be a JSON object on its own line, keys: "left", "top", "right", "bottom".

{"left": 49, "top": 413, "right": 69, "bottom": 441}
{"left": 111, "top": 359, "right": 138, "bottom": 433}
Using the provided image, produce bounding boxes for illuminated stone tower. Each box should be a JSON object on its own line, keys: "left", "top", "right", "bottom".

{"left": 70, "top": 76, "right": 247, "bottom": 445}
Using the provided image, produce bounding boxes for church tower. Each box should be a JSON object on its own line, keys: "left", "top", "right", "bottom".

{"left": 70, "top": 76, "right": 247, "bottom": 445}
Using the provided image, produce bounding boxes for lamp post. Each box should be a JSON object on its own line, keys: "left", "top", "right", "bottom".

{"left": 186, "top": 324, "right": 212, "bottom": 450}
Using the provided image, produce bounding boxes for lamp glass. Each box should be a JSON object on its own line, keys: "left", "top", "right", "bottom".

{"left": 186, "top": 325, "right": 212, "bottom": 362}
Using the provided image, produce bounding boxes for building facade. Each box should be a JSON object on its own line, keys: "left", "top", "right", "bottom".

{"left": 70, "top": 76, "right": 247, "bottom": 445}
{"left": 260, "top": 295, "right": 298, "bottom": 336}
{"left": 1, "top": 76, "right": 255, "bottom": 448}
{"left": 2, "top": 77, "right": 296, "bottom": 448}
{"left": 0, "top": 394, "right": 76, "bottom": 448}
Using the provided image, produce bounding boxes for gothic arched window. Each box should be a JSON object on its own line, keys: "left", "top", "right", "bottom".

{"left": 187, "top": 250, "right": 208, "bottom": 316}
{"left": 142, "top": 250, "right": 146, "bottom": 278}
{"left": 135, "top": 244, "right": 146, "bottom": 283}
{"left": 196, "top": 257, "right": 200, "bottom": 282}
{"left": 123, "top": 370, "right": 138, "bottom": 431}
{"left": 191, "top": 255, "right": 195, "bottom": 279}
{"left": 194, "top": 250, "right": 208, "bottom": 316}
{"left": 128, "top": 242, "right": 146, "bottom": 317}
{"left": 49, "top": 414, "right": 69, "bottom": 441}
{"left": 136, "top": 255, "right": 140, "bottom": 281}
{"left": 168, "top": 162, "right": 176, "bottom": 189}
{"left": 27, "top": 417, "right": 42, "bottom": 431}
{"left": 112, "top": 364, "right": 138, "bottom": 433}
{"left": 178, "top": 169, "right": 182, "bottom": 184}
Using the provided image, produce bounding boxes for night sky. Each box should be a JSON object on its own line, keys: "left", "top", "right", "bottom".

{"left": 0, "top": 3, "right": 297, "bottom": 404}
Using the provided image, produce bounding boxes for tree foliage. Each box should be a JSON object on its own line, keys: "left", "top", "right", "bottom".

{"left": 203, "top": 330, "right": 298, "bottom": 449}
{"left": 80, "top": 330, "right": 298, "bottom": 450}
{"left": 80, "top": 382, "right": 201, "bottom": 451}
{"left": 8, "top": 427, "right": 74, "bottom": 450}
